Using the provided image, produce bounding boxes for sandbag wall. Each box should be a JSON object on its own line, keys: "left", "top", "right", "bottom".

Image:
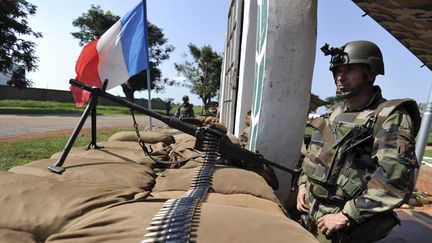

{"left": 1, "top": 130, "right": 317, "bottom": 243}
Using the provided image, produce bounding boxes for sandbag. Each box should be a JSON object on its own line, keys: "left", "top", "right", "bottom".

{"left": 50, "top": 141, "right": 167, "bottom": 164}
{"left": 168, "top": 132, "right": 240, "bottom": 165}
{"left": 203, "top": 116, "right": 219, "bottom": 125}
{"left": 0, "top": 171, "right": 147, "bottom": 242}
{"left": 9, "top": 158, "right": 155, "bottom": 191}
{"left": 46, "top": 202, "right": 162, "bottom": 243}
{"left": 196, "top": 203, "right": 316, "bottom": 243}
{"left": 45, "top": 201, "right": 316, "bottom": 243}
{"left": 0, "top": 229, "right": 37, "bottom": 243}
{"left": 150, "top": 191, "right": 284, "bottom": 215}
{"left": 168, "top": 134, "right": 201, "bottom": 162}
{"left": 108, "top": 131, "right": 175, "bottom": 145}
{"left": 152, "top": 166, "right": 279, "bottom": 203}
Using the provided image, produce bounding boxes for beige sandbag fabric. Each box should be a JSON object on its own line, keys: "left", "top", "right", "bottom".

{"left": 168, "top": 134, "right": 201, "bottom": 162}
{"left": 203, "top": 116, "right": 219, "bottom": 125}
{"left": 9, "top": 158, "right": 155, "bottom": 191}
{"left": 0, "top": 229, "right": 38, "bottom": 243}
{"left": 240, "top": 126, "right": 250, "bottom": 148}
{"left": 50, "top": 141, "right": 167, "bottom": 164}
{"left": 0, "top": 171, "right": 147, "bottom": 242}
{"left": 152, "top": 166, "right": 279, "bottom": 203}
{"left": 45, "top": 202, "right": 163, "bottom": 243}
{"left": 108, "top": 131, "right": 175, "bottom": 145}
{"left": 195, "top": 203, "right": 317, "bottom": 243}
{"left": 168, "top": 131, "right": 239, "bottom": 164}
{"left": 150, "top": 191, "right": 284, "bottom": 215}
{"left": 45, "top": 201, "right": 316, "bottom": 243}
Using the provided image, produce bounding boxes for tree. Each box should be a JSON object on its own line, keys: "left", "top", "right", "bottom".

{"left": 71, "top": 4, "right": 174, "bottom": 100}
{"left": 174, "top": 43, "right": 222, "bottom": 111}
{"left": 0, "top": 0, "right": 42, "bottom": 88}
{"left": 324, "top": 95, "right": 343, "bottom": 108}
{"left": 71, "top": 5, "right": 119, "bottom": 46}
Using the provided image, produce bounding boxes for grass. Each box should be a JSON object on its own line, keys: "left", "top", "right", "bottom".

{"left": 424, "top": 150, "right": 432, "bottom": 158}
{"left": 0, "top": 99, "right": 203, "bottom": 116}
{"left": 0, "top": 127, "right": 131, "bottom": 171}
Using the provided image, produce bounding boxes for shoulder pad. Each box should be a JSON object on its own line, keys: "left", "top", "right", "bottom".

{"left": 374, "top": 99, "right": 421, "bottom": 136}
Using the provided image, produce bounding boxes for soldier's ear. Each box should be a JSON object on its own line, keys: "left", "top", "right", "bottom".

{"left": 367, "top": 71, "right": 377, "bottom": 84}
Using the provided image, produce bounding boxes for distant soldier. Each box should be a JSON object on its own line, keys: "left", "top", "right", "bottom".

{"left": 176, "top": 95, "right": 194, "bottom": 118}
{"left": 296, "top": 40, "right": 421, "bottom": 242}
{"left": 165, "top": 100, "right": 171, "bottom": 115}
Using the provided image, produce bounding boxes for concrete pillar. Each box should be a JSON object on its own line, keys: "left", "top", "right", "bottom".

{"left": 248, "top": 0, "right": 317, "bottom": 200}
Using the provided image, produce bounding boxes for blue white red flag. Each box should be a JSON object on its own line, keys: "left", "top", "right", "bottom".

{"left": 71, "top": 0, "right": 148, "bottom": 107}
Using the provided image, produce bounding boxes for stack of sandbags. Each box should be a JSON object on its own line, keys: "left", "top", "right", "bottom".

{"left": 2, "top": 129, "right": 317, "bottom": 243}
{"left": 0, "top": 171, "right": 148, "bottom": 243}
{"left": 151, "top": 165, "right": 284, "bottom": 214}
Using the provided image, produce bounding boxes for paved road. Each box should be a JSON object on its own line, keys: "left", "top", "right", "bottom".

{"left": 0, "top": 114, "right": 163, "bottom": 138}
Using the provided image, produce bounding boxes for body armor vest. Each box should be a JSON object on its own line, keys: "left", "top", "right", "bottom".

{"left": 302, "top": 99, "right": 420, "bottom": 203}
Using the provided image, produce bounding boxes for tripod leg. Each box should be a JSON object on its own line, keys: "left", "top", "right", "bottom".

{"left": 48, "top": 94, "right": 99, "bottom": 174}
{"left": 86, "top": 99, "right": 104, "bottom": 150}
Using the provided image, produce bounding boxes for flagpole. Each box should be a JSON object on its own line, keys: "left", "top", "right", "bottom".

{"left": 144, "top": 0, "right": 152, "bottom": 128}
{"left": 147, "top": 67, "right": 152, "bottom": 128}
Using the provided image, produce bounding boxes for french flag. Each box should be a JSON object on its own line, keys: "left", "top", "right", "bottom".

{"left": 71, "top": 0, "right": 149, "bottom": 107}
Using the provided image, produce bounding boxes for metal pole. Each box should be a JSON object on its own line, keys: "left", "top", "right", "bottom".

{"left": 415, "top": 85, "right": 432, "bottom": 182}
{"left": 87, "top": 80, "right": 108, "bottom": 150}
{"left": 147, "top": 68, "right": 152, "bottom": 128}
{"left": 48, "top": 93, "right": 99, "bottom": 174}
{"left": 144, "top": 1, "right": 152, "bottom": 129}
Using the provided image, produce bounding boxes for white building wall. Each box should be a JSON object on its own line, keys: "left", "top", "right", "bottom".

{"left": 219, "top": 0, "right": 243, "bottom": 133}
{"left": 233, "top": 0, "right": 257, "bottom": 138}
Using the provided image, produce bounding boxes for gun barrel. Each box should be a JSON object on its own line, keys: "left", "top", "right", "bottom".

{"left": 69, "top": 79, "right": 198, "bottom": 136}
{"left": 69, "top": 79, "right": 299, "bottom": 177}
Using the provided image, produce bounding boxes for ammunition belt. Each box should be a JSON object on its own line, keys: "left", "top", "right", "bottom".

{"left": 142, "top": 132, "right": 220, "bottom": 242}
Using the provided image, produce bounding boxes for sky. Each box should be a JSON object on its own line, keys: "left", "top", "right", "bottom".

{"left": 24, "top": 0, "right": 431, "bottom": 109}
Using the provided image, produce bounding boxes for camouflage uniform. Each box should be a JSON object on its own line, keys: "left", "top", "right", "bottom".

{"left": 176, "top": 102, "right": 194, "bottom": 118}
{"left": 299, "top": 86, "right": 420, "bottom": 242}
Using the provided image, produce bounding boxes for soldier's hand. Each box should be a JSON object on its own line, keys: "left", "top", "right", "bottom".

{"left": 296, "top": 184, "right": 309, "bottom": 213}
{"left": 317, "top": 212, "right": 349, "bottom": 236}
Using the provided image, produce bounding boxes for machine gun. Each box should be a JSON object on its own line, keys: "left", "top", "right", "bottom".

{"left": 48, "top": 79, "right": 301, "bottom": 189}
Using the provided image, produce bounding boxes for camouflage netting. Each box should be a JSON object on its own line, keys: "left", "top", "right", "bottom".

{"left": 1, "top": 129, "right": 317, "bottom": 243}
{"left": 353, "top": 0, "right": 432, "bottom": 70}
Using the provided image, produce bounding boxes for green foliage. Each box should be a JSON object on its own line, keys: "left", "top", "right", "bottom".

{"left": 324, "top": 95, "right": 343, "bottom": 108}
{"left": 174, "top": 43, "right": 222, "bottom": 110}
{"left": 0, "top": 0, "right": 42, "bottom": 88}
{"left": 71, "top": 5, "right": 120, "bottom": 46}
{"left": 0, "top": 128, "right": 130, "bottom": 171}
{"left": 428, "top": 132, "right": 432, "bottom": 146}
{"left": 71, "top": 5, "right": 174, "bottom": 96}
{"left": 424, "top": 150, "right": 432, "bottom": 158}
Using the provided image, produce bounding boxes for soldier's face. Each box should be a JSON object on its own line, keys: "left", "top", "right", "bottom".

{"left": 334, "top": 64, "right": 364, "bottom": 93}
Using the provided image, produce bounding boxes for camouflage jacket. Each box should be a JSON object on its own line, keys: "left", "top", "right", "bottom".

{"left": 299, "top": 86, "right": 420, "bottom": 224}
{"left": 176, "top": 102, "right": 194, "bottom": 118}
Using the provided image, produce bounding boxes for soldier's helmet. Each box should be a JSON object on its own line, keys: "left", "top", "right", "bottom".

{"left": 182, "top": 95, "right": 189, "bottom": 102}
{"left": 324, "top": 40, "right": 384, "bottom": 76}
